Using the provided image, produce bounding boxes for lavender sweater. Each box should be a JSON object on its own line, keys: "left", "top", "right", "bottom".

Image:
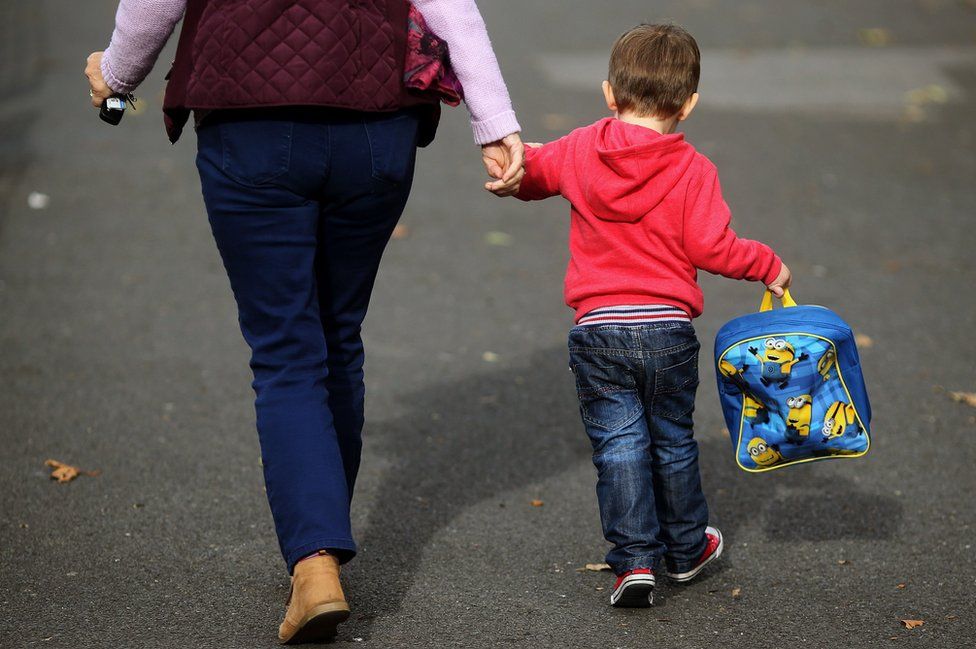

{"left": 101, "top": 0, "right": 520, "bottom": 144}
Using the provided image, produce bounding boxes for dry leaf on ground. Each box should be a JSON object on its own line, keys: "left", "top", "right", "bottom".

{"left": 948, "top": 391, "right": 976, "bottom": 408}
{"left": 541, "top": 113, "right": 575, "bottom": 131}
{"left": 45, "top": 459, "right": 101, "bottom": 483}
{"left": 731, "top": 587, "right": 742, "bottom": 598}
{"left": 855, "top": 334, "right": 874, "bottom": 348}
{"left": 530, "top": 499, "right": 544, "bottom": 507}
{"left": 838, "top": 559, "right": 851, "bottom": 565}
{"left": 579, "top": 563, "right": 610, "bottom": 572}
{"left": 485, "top": 231, "right": 513, "bottom": 246}
{"left": 901, "top": 619, "right": 924, "bottom": 629}
{"left": 897, "top": 583, "right": 906, "bottom": 589}
{"left": 858, "top": 27, "right": 892, "bottom": 47}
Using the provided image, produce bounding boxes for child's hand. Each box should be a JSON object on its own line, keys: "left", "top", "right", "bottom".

{"left": 766, "top": 262, "right": 792, "bottom": 298}
{"left": 482, "top": 133, "right": 525, "bottom": 197}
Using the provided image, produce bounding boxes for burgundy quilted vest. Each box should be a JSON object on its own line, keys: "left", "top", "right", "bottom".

{"left": 163, "top": 0, "right": 434, "bottom": 143}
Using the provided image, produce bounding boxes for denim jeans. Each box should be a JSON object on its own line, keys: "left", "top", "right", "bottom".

{"left": 195, "top": 107, "right": 420, "bottom": 572}
{"left": 568, "top": 322, "right": 709, "bottom": 574}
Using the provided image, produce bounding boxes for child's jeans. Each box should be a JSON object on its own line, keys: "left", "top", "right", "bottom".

{"left": 568, "top": 322, "right": 709, "bottom": 575}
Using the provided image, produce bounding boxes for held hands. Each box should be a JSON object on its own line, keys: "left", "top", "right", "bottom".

{"left": 85, "top": 52, "right": 112, "bottom": 108}
{"left": 482, "top": 133, "right": 525, "bottom": 197}
{"left": 766, "top": 262, "right": 792, "bottom": 298}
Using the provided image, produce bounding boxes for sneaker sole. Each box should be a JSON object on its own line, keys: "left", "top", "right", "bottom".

{"left": 667, "top": 529, "right": 724, "bottom": 583}
{"left": 610, "top": 576, "right": 656, "bottom": 607}
{"left": 280, "top": 602, "right": 350, "bottom": 644}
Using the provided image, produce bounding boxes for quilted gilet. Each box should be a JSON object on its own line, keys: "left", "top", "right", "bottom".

{"left": 163, "top": 0, "right": 427, "bottom": 142}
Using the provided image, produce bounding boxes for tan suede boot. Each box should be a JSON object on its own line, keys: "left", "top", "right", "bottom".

{"left": 278, "top": 550, "right": 350, "bottom": 644}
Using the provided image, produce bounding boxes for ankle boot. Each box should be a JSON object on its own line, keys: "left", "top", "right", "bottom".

{"left": 278, "top": 550, "right": 350, "bottom": 644}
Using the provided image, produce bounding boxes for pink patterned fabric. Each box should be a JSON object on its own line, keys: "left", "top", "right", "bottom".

{"left": 404, "top": 3, "right": 463, "bottom": 106}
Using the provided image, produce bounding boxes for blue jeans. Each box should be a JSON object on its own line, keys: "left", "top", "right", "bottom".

{"left": 195, "top": 108, "right": 420, "bottom": 572}
{"left": 568, "top": 323, "right": 709, "bottom": 575}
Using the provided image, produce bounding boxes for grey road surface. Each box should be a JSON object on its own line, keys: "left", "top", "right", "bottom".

{"left": 2, "top": 1, "right": 975, "bottom": 647}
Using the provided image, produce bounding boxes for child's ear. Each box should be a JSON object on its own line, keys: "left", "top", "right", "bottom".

{"left": 602, "top": 80, "right": 618, "bottom": 113}
{"left": 677, "top": 92, "right": 699, "bottom": 121}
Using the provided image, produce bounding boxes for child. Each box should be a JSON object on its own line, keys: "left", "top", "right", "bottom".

{"left": 492, "top": 23, "right": 791, "bottom": 606}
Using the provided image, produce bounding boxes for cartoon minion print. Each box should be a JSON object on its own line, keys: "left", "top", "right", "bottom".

{"left": 748, "top": 338, "right": 809, "bottom": 388}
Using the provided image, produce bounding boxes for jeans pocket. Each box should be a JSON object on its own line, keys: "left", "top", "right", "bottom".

{"left": 363, "top": 113, "right": 420, "bottom": 186}
{"left": 651, "top": 344, "right": 700, "bottom": 422}
{"left": 571, "top": 362, "right": 643, "bottom": 431}
{"left": 218, "top": 119, "right": 294, "bottom": 186}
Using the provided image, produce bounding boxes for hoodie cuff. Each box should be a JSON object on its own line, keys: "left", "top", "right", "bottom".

{"left": 763, "top": 255, "right": 784, "bottom": 286}
{"left": 471, "top": 110, "right": 521, "bottom": 146}
{"left": 101, "top": 51, "right": 138, "bottom": 95}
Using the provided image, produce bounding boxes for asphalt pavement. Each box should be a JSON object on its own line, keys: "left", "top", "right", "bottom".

{"left": 2, "top": 1, "right": 975, "bottom": 647}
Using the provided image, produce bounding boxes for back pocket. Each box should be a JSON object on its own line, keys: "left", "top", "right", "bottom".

{"left": 218, "top": 119, "right": 294, "bottom": 186}
{"left": 651, "top": 344, "right": 700, "bottom": 421}
{"left": 364, "top": 113, "right": 419, "bottom": 186}
{"left": 571, "top": 362, "right": 643, "bottom": 431}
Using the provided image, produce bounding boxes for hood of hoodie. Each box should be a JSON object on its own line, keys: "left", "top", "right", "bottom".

{"left": 582, "top": 118, "right": 697, "bottom": 223}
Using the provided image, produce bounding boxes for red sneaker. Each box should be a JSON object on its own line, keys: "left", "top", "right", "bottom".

{"left": 609, "top": 568, "right": 655, "bottom": 607}
{"left": 666, "top": 526, "right": 723, "bottom": 583}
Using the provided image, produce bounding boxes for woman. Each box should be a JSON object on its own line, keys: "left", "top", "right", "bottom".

{"left": 85, "top": 0, "right": 524, "bottom": 642}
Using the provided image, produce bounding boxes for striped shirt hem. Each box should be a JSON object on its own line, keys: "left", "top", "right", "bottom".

{"left": 576, "top": 304, "right": 691, "bottom": 327}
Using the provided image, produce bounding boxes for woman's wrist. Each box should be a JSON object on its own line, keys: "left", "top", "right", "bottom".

{"left": 471, "top": 109, "right": 521, "bottom": 146}
{"left": 100, "top": 50, "right": 138, "bottom": 95}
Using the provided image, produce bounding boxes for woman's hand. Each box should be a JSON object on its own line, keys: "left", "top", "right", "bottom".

{"left": 85, "top": 52, "right": 113, "bottom": 108}
{"left": 482, "top": 133, "right": 525, "bottom": 197}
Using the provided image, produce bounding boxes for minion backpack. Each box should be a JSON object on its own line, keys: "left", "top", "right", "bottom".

{"left": 714, "top": 290, "right": 871, "bottom": 472}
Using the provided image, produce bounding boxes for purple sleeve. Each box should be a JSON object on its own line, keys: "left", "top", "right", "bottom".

{"left": 100, "top": 0, "right": 187, "bottom": 94}
{"left": 411, "top": 0, "right": 521, "bottom": 145}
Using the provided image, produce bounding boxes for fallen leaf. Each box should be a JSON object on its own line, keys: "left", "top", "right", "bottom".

{"left": 902, "top": 104, "right": 926, "bottom": 123}
{"left": 905, "top": 84, "right": 949, "bottom": 105}
{"left": 485, "top": 231, "right": 513, "bottom": 247}
{"left": 530, "top": 499, "right": 544, "bottom": 507}
{"left": 948, "top": 391, "right": 976, "bottom": 408}
{"left": 391, "top": 224, "right": 410, "bottom": 240}
{"left": 731, "top": 587, "right": 742, "bottom": 598}
{"left": 855, "top": 334, "right": 874, "bottom": 348}
{"left": 541, "top": 113, "right": 575, "bottom": 131}
{"left": 896, "top": 583, "right": 906, "bottom": 589}
{"left": 946, "top": 614, "right": 957, "bottom": 620}
{"left": 595, "top": 586, "right": 604, "bottom": 591}
{"left": 44, "top": 459, "right": 100, "bottom": 483}
{"left": 900, "top": 619, "right": 924, "bottom": 629}
{"left": 858, "top": 27, "right": 892, "bottom": 47}
{"left": 583, "top": 563, "right": 611, "bottom": 572}
{"left": 838, "top": 559, "right": 851, "bottom": 565}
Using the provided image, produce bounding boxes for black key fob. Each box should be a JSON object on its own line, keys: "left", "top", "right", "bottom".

{"left": 99, "top": 94, "right": 129, "bottom": 126}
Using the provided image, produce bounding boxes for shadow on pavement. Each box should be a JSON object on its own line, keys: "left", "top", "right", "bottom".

{"left": 345, "top": 345, "right": 902, "bottom": 638}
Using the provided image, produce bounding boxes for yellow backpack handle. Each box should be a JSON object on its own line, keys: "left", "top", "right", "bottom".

{"left": 759, "top": 288, "right": 797, "bottom": 312}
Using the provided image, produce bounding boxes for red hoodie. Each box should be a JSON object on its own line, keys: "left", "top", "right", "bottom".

{"left": 518, "top": 118, "right": 782, "bottom": 320}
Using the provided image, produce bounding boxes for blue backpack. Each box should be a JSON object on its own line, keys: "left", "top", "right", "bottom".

{"left": 714, "top": 290, "right": 871, "bottom": 472}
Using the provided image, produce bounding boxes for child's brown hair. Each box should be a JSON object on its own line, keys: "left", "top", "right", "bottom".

{"left": 608, "top": 24, "right": 701, "bottom": 118}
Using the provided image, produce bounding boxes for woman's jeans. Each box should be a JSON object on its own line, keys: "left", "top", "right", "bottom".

{"left": 568, "top": 322, "right": 709, "bottom": 575}
{"left": 195, "top": 108, "right": 420, "bottom": 572}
